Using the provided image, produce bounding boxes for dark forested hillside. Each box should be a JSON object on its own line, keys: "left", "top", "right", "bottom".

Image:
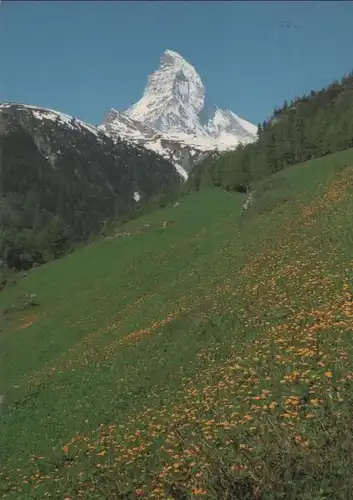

{"left": 0, "top": 104, "right": 181, "bottom": 271}
{"left": 187, "top": 71, "right": 353, "bottom": 193}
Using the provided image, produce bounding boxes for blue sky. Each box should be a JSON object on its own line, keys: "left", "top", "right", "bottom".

{"left": 2, "top": 1, "right": 353, "bottom": 126}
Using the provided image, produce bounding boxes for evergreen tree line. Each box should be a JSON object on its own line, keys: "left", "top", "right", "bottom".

{"left": 186, "top": 71, "right": 353, "bottom": 193}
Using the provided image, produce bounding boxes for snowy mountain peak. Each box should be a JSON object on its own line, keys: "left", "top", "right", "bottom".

{"left": 160, "top": 49, "right": 193, "bottom": 68}
{"left": 127, "top": 49, "right": 205, "bottom": 136}
{"left": 100, "top": 50, "right": 258, "bottom": 179}
{"left": 163, "top": 49, "right": 186, "bottom": 60}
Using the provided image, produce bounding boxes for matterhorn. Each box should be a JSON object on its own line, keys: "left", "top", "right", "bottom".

{"left": 100, "top": 50, "right": 257, "bottom": 179}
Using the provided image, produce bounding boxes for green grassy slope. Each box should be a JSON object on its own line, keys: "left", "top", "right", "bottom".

{"left": 1, "top": 149, "right": 353, "bottom": 499}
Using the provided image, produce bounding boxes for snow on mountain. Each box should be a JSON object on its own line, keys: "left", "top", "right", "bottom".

{"left": 0, "top": 101, "right": 183, "bottom": 188}
{"left": 1, "top": 51, "right": 257, "bottom": 183}
{"left": 101, "top": 108, "right": 156, "bottom": 141}
{"left": 0, "top": 102, "right": 102, "bottom": 138}
{"left": 204, "top": 108, "right": 258, "bottom": 141}
{"left": 127, "top": 49, "right": 207, "bottom": 137}
{"left": 100, "top": 50, "right": 258, "bottom": 179}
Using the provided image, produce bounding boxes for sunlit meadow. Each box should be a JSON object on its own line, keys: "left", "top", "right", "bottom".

{"left": 1, "top": 149, "right": 353, "bottom": 499}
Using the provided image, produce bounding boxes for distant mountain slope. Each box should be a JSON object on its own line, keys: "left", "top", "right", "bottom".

{"left": 99, "top": 50, "right": 258, "bottom": 177}
{"left": 0, "top": 103, "right": 180, "bottom": 270}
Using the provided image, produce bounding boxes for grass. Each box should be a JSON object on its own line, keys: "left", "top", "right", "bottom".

{"left": 1, "top": 149, "right": 353, "bottom": 499}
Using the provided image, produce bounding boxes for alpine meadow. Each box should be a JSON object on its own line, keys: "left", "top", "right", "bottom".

{"left": 2, "top": 48, "right": 353, "bottom": 500}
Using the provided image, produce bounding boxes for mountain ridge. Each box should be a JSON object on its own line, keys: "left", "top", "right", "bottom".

{"left": 99, "top": 49, "right": 258, "bottom": 178}
{"left": 2, "top": 50, "right": 257, "bottom": 181}
{"left": 0, "top": 102, "right": 180, "bottom": 270}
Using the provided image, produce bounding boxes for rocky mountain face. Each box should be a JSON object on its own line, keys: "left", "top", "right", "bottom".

{"left": 0, "top": 103, "right": 180, "bottom": 270}
{"left": 100, "top": 50, "right": 258, "bottom": 179}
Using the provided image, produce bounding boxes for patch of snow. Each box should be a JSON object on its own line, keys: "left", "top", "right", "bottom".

{"left": 1, "top": 103, "right": 101, "bottom": 138}
{"left": 234, "top": 115, "right": 258, "bottom": 137}
{"left": 173, "top": 163, "right": 188, "bottom": 180}
{"left": 141, "top": 138, "right": 189, "bottom": 179}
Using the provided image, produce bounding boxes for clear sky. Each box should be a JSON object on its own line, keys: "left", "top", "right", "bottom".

{"left": 2, "top": 1, "right": 353, "bottom": 126}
